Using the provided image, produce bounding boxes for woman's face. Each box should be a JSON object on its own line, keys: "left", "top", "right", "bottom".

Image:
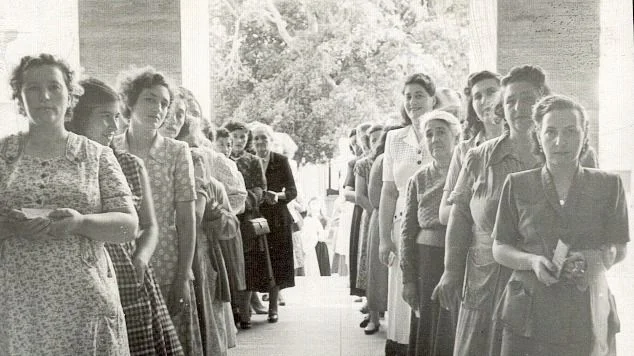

{"left": 229, "top": 129, "right": 249, "bottom": 154}
{"left": 20, "top": 64, "right": 69, "bottom": 126}
{"left": 159, "top": 98, "right": 187, "bottom": 138}
{"left": 471, "top": 78, "right": 502, "bottom": 126}
{"left": 252, "top": 128, "right": 272, "bottom": 155}
{"left": 369, "top": 130, "right": 382, "bottom": 151}
{"left": 404, "top": 83, "right": 435, "bottom": 120}
{"left": 424, "top": 119, "right": 456, "bottom": 162}
{"left": 214, "top": 136, "right": 232, "bottom": 157}
{"left": 502, "top": 81, "right": 540, "bottom": 134}
{"left": 349, "top": 134, "right": 360, "bottom": 155}
{"left": 356, "top": 131, "right": 370, "bottom": 154}
{"left": 130, "top": 85, "right": 171, "bottom": 130}
{"left": 84, "top": 101, "right": 120, "bottom": 146}
{"left": 538, "top": 109, "right": 585, "bottom": 167}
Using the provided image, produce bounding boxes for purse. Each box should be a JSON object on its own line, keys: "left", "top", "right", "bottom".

{"left": 247, "top": 217, "right": 270, "bottom": 236}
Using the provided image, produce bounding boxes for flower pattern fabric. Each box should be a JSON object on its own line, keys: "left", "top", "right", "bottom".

{"left": 0, "top": 132, "right": 133, "bottom": 355}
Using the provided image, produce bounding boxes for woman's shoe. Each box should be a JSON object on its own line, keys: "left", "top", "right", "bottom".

{"left": 239, "top": 321, "right": 252, "bottom": 330}
{"left": 359, "top": 315, "right": 370, "bottom": 328}
{"left": 364, "top": 321, "right": 379, "bottom": 335}
{"left": 267, "top": 311, "right": 279, "bottom": 323}
{"left": 261, "top": 293, "right": 269, "bottom": 301}
{"left": 278, "top": 293, "right": 286, "bottom": 306}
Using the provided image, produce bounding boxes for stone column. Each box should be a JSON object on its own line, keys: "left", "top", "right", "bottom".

{"left": 78, "top": 0, "right": 211, "bottom": 118}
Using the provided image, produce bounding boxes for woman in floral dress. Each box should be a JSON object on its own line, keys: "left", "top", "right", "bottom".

{"left": 0, "top": 53, "right": 138, "bottom": 355}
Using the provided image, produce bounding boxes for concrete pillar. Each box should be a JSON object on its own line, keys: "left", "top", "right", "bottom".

{"left": 78, "top": 0, "right": 211, "bottom": 118}
{"left": 496, "top": 0, "right": 601, "bottom": 149}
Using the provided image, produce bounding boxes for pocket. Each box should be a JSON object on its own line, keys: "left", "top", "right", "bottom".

{"left": 499, "top": 279, "right": 534, "bottom": 337}
{"left": 462, "top": 248, "right": 497, "bottom": 308}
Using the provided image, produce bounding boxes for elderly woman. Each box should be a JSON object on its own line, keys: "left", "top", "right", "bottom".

{"left": 112, "top": 67, "right": 204, "bottom": 355}
{"left": 251, "top": 124, "right": 298, "bottom": 322}
{"left": 223, "top": 120, "right": 268, "bottom": 328}
{"left": 439, "top": 70, "right": 504, "bottom": 225}
{"left": 68, "top": 78, "right": 183, "bottom": 355}
{"left": 0, "top": 54, "right": 138, "bottom": 354}
{"left": 432, "top": 65, "right": 550, "bottom": 356}
{"left": 401, "top": 111, "right": 461, "bottom": 356}
{"left": 379, "top": 73, "right": 437, "bottom": 355}
{"left": 491, "top": 95, "right": 628, "bottom": 356}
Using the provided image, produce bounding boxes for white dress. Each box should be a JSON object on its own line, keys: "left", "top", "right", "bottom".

{"left": 302, "top": 216, "right": 324, "bottom": 276}
{"left": 382, "top": 126, "right": 430, "bottom": 344}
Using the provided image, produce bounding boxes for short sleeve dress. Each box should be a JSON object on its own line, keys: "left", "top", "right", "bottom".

{"left": 0, "top": 132, "right": 132, "bottom": 355}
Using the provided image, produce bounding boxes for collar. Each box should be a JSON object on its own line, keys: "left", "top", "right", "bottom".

{"left": 540, "top": 164, "right": 584, "bottom": 212}
{"left": 473, "top": 130, "right": 487, "bottom": 146}
{"left": 112, "top": 131, "right": 167, "bottom": 162}
{"left": 403, "top": 125, "right": 420, "bottom": 149}
{"left": 487, "top": 131, "right": 515, "bottom": 166}
{"left": 63, "top": 131, "right": 89, "bottom": 163}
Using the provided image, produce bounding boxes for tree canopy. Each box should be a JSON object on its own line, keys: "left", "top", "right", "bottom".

{"left": 210, "top": 0, "right": 468, "bottom": 164}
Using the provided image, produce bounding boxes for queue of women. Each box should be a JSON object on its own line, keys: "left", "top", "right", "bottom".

{"left": 0, "top": 52, "right": 628, "bottom": 356}
{"left": 339, "top": 66, "right": 628, "bottom": 356}
{"left": 0, "top": 53, "right": 299, "bottom": 355}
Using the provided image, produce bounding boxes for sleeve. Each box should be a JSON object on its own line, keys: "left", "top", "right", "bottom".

{"left": 99, "top": 147, "right": 134, "bottom": 212}
{"left": 173, "top": 143, "right": 196, "bottom": 202}
{"left": 443, "top": 143, "right": 464, "bottom": 194}
{"left": 368, "top": 156, "right": 384, "bottom": 209}
{"left": 447, "top": 147, "right": 478, "bottom": 206}
{"left": 605, "top": 174, "right": 630, "bottom": 244}
{"left": 400, "top": 174, "right": 420, "bottom": 284}
{"left": 191, "top": 150, "right": 209, "bottom": 200}
{"left": 279, "top": 156, "right": 297, "bottom": 204}
{"left": 491, "top": 175, "right": 522, "bottom": 246}
{"left": 344, "top": 159, "right": 356, "bottom": 189}
{"left": 382, "top": 132, "right": 395, "bottom": 183}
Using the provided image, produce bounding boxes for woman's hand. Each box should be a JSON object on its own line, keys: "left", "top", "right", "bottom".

{"left": 600, "top": 244, "right": 618, "bottom": 270}
{"left": 264, "top": 191, "right": 279, "bottom": 205}
{"left": 379, "top": 240, "right": 396, "bottom": 266}
{"left": 47, "top": 208, "right": 84, "bottom": 238}
{"left": 132, "top": 254, "right": 149, "bottom": 284}
{"left": 530, "top": 255, "right": 558, "bottom": 286}
{"left": 431, "top": 271, "right": 462, "bottom": 311}
{"left": 561, "top": 252, "right": 586, "bottom": 280}
{"left": 402, "top": 282, "right": 418, "bottom": 310}
{"left": 7, "top": 209, "right": 50, "bottom": 240}
{"left": 170, "top": 278, "right": 192, "bottom": 313}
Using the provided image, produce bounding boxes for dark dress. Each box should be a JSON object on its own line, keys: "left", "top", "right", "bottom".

{"left": 258, "top": 151, "right": 297, "bottom": 290}
{"left": 345, "top": 158, "right": 365, "bottom": 297}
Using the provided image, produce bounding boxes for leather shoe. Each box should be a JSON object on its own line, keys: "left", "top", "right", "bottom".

{"left": 359, "top": 316, "right": 370, "bottom": 328}
{"left": 239, "top": 321, "right": 252, "bottom": 329}
{"left": 364, "top": 322, "right": 379, "bottom": 335}
{"left": 267, "top": 312, "right": 279, "bottom": 323}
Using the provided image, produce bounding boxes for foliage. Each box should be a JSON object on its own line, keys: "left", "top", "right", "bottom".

{"left": 210, "top": 0, "right": 468, "bottom": 164}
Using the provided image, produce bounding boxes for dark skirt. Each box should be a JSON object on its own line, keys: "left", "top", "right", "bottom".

{"left": 315, "top": 241, "right": 331, "bottom": 276}
{"left": 348, "top": 204, "right": 365, "bottom": 296}
{"left": 105, "top": 243, "right": 184, "bottom": 356}
{"left": 408, "top": 244, "right": 455, "bottom": 356}
{"left": 216, "top": 230, "right": 246, "bottom": 297}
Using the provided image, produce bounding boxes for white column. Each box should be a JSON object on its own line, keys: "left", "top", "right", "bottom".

{"left": 180, "top": 0, "right": 211, "bottom": 119}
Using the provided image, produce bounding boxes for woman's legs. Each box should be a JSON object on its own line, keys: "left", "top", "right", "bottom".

{"left": 238, "top": 290, "right": 252, "bottom": 328}
{"left": 268, "top": 286, "right": 280, "bottom": 323}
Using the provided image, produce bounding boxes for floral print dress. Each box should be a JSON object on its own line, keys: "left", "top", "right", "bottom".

{"left": 0, "top": 132, "right": 133, "bottom": 355}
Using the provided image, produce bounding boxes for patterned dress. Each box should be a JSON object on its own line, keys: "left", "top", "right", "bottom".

{"left": 354, "top": 156, "right": 373, "bottom": 290}
{"left": 108, "top": 149, "right": 183, "bottom": 356}
{"left": 0, "top": 132, "right": 131, "bottom": 355}
{"left": 111, "top": 133, "right": 204, "bottom": 356}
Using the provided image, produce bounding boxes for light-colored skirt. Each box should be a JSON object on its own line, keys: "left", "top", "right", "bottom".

{"left": 386, "top": 198, "right": 411, "bottom": 344}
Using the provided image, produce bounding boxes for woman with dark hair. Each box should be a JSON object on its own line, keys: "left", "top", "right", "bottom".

{"left": 222, "top": 120, "right": 268, "bottom": 329}
{"left": 112, "top": 66, "right": 204, "bottom": 355}
{"left": 492, "top": 95, "right": 627, "bottom": 355}
{"left": 0, "top": 53, "right": 138, "bottom": 354}
{"left": 69, "top": 77, "right": 184, "bottom": 356}
{"left": 439, "top": 70, "right": 504, "bottom": 225}
{"left": 432, "top": 65, "right": 556, "bottom": 356}
{"left": 379, "top": 73, "right": 437, "bottom": 355}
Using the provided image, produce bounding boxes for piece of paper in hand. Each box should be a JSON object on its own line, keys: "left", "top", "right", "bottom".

{"left": 21, "top": 208, "right": 53, "bottom": 219}
{"left": 552, "top": 239, "right": 569, "bottom": 279}
{"left": 388, "top": 251, "right": 396, "bottom": 267}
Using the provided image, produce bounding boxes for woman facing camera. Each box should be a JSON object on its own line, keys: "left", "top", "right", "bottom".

{"left": 111, "top": 67, "right": 204, "bottom": 355}
{"left": 401, "top": 110, "right": 462, "bottom": 356}
{"left": 492, "top": 95, "right": 628, "bottom": 356}
{"left": 0, "top": 54, "right": 138, "bottom": 354}
{"left": 68, "top": 78, "right": 183, "bottom": 355}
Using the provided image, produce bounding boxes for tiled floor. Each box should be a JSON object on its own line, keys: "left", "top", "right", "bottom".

{"left": 230, "top": 257, "right": 634, "bottom": 356}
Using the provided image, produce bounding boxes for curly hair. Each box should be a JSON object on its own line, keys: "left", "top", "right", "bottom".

{"left": 68, "top": 77, "right": 119, "bottom": 135}
{"left": 222, "top": 120, "right": 253, "bottom": 153}
{"left": 115, "top": 66, "right": 174, "bottom": 119}
{"left": 401, "top": 73, "right": 437, "bottom": 125}
{"left": 9, "top": 53, "right": 83, "bottom": 119}
{"left": 530, "top": 94, "right": 589, "bottom": 160}
{"left": 462, "top": 70, "right": 501, "bottom": 140}
{"left": 494, "top": 65, "right": 551, "bottom": 119}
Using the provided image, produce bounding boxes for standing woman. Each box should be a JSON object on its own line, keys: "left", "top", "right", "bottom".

{"left": 68, "top": 78, "right": 184, "bottom": 356}
{"left": 401, "top": 111, "right": 461, "bottom": 356}
{"left": 379, "top": 73, "right": 437, "bottom": 355}
{"left": 492, "top": 95, "right": 628, "bottom": 355}
{"left": 439, "top": 70, "right": 504, "bottom": 225}
{"left": 223, "top": 120, "right": 267, "bottom": 328}
{"left": 432, "top": 65, "right": 549, "bottom": 356}
{"left": 0, "top": 54, "right": 138, "bottom": 354}
{"left": 252, "top": 124, "right": 297, "bottom": 322}
{"left": 112, "top": 67, "right": 203, "bottom": 355}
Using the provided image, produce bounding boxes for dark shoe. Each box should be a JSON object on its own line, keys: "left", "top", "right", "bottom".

{"left": 359, "top": 315, "right": 370, "bottom": 328}
{"left": 239, "top": 321, "right": 252, "bottom": 329}
{"left": 267, "top": 311, "right": 278, "bottom": 323}
{"left": 364, "top": 321, "right": 379, "bottom": 335}
{"left": 261, "top": 293, "right": 269, "bottom": 301}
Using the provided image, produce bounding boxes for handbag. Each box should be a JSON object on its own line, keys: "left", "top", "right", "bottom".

{"left": 246, "top": 217, "right": 270, "bottom": 236}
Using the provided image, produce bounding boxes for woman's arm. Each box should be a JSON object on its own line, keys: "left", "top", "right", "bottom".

{"left": 132, "top": 163, "right": 159, "bottom": 267}
{"left": 49, "top": 208, "right": 138, "bottom": 243}
{"left": 439, "top": 146, "right": 463, "bottom": 225}
{"left": 355, "top": 174, "right": 373, "bottom": 213}
{"left": 271, "top": 156, "right": 297, "bottom": 203}
{"left": 175, "top": 200, "right": 196, "bottom": 281}
{"left": 400, "top": 176, "right": 420, "bottom": 285}
{"left": 378, "top": 181, "right": 398, "bottom": 265}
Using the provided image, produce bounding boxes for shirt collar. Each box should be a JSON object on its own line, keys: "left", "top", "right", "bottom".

{"left": 487, "top": 131, "right": 515, "bottom": 166}
{"left": 112, "top": 131, "right": 167, "bottom": 162}
{"left": 403, "top": 125, "right": 420, "bottom": 149}
{"left": 64, "top": 132, "right": 88, "bottom": 163}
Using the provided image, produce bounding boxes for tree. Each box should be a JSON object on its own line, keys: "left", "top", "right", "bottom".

{"left": 210, "top": 0, "right": 468, "bottom": 164}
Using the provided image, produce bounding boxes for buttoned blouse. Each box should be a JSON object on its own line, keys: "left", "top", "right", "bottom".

{"left": 383, "top": 125, "right": 430, "bottom": 195}
{"left": 111, "top": 133, "right": 196, "bottom": 286}
{"left": 443, "top": 130, "right": 487, "bottom": 194}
